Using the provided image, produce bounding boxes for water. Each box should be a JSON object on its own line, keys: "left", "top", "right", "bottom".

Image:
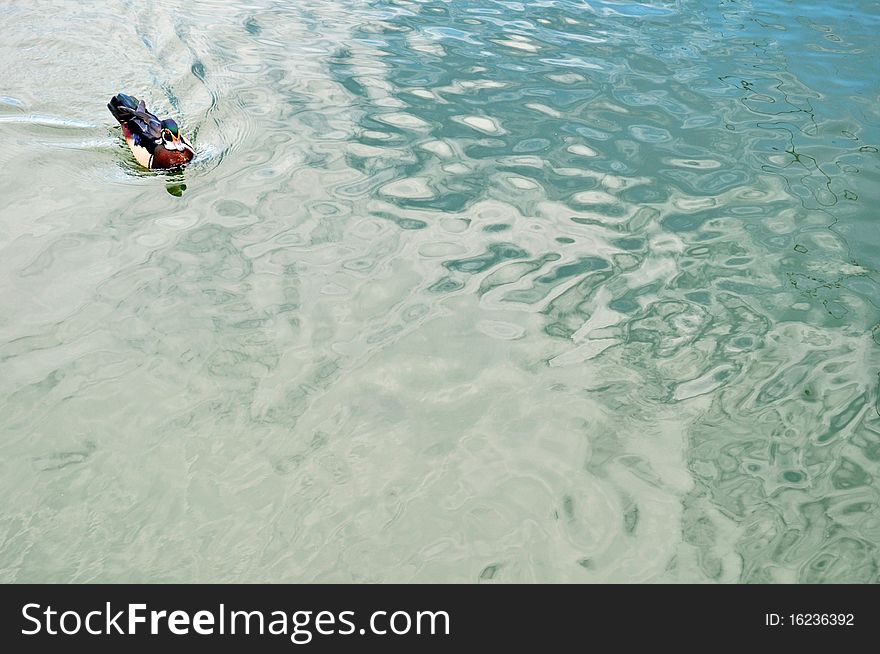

{"left": 0, "top": 0, "right": 878, "bottom": 583}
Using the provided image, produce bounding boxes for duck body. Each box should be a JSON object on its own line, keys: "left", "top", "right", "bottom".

{"left": 108, "top": 93, "right": 194, "bottom": 169}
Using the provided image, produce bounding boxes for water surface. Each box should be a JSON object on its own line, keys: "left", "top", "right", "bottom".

{"left": 0, "top": 0, "right": 878, "bottom": 582}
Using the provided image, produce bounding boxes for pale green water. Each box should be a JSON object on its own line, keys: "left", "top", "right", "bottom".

{"left": 0, "top": 0, "right": 878, "bottom": 583}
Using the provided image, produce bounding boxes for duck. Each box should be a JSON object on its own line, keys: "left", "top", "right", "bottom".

{"left": 108, "top": 93, "right": 194, "bottom": 169}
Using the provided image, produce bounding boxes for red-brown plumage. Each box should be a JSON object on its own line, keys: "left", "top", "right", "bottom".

{"left": 151, "top": 147, "right": 194, "bottom": 169}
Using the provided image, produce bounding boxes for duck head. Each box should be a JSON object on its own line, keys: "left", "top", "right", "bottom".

{"left": 160, "top": 119, "right": 195, "bottom": 155}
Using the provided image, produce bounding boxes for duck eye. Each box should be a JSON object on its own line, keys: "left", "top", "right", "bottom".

{"left": 163, "top": 130, "right": 172, "bottom": 141}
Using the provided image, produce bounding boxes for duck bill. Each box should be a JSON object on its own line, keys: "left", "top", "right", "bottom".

{"left": 173, "top": 135, "right": 195, "bottom": 155}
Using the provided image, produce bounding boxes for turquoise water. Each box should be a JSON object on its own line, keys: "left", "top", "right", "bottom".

{"left": 0, "top": 0, "right": 878, "bottom": 582}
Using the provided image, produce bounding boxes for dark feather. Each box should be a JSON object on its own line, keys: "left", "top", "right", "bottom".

{"left": 108, "top": 93, "right": 162, "bottom": 140}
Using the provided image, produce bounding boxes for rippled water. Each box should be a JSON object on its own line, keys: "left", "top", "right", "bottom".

{"left": 1, "top": 0, "right": 878, "bottom": 583}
